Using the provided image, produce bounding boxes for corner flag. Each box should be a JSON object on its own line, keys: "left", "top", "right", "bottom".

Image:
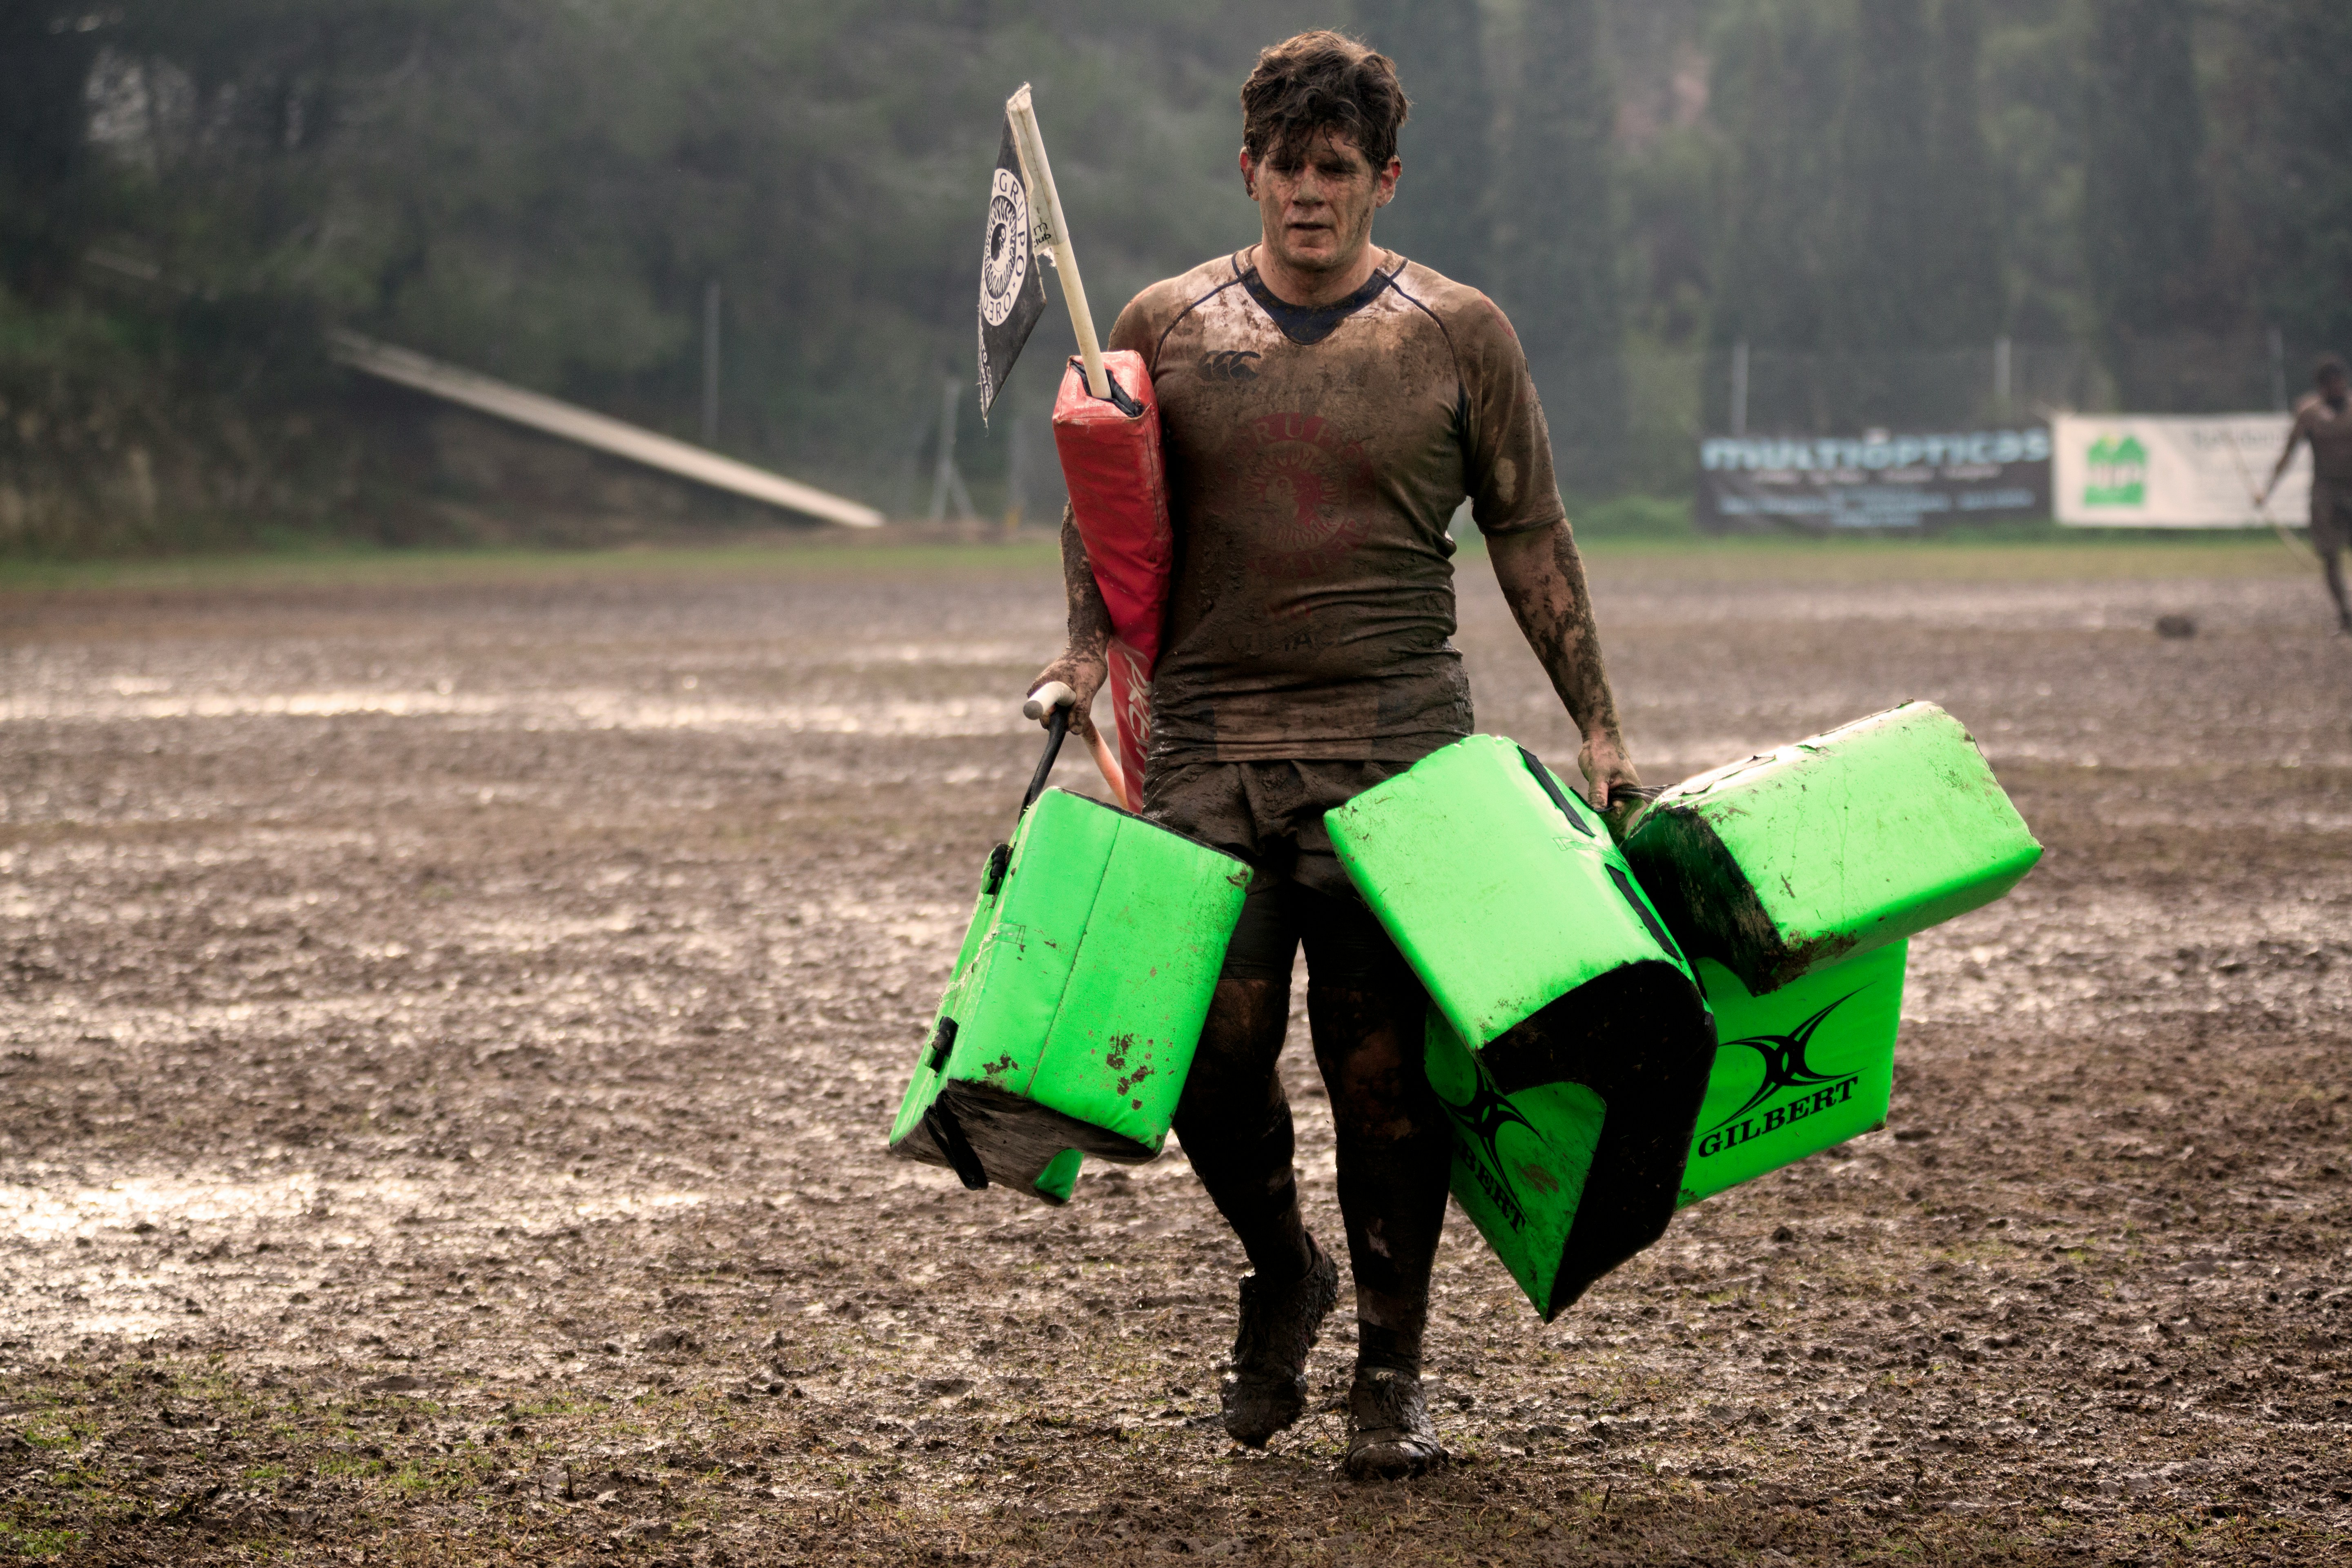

{"left": 977, "top": 114, "right": 1048, "bottom": 423}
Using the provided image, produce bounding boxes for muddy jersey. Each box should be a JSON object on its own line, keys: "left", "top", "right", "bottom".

{"left": 1108, "top": 246, "right": 1565, "bottom": 764}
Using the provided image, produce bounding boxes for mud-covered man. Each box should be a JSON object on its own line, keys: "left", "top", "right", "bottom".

{"left": 1029, "top": 32, "right": 1639, "bottom": 1478}
{"left": 2262, "top": 354, "right": 2352, "bottom": 633}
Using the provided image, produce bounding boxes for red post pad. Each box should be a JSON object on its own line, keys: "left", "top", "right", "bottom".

{"left": 1052, "top": 350, "right": 1171, "bottom": 804}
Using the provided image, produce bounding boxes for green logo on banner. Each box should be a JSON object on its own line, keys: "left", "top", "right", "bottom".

{"left": 2083, "top": 433, "right": 2147, "bottom": 506}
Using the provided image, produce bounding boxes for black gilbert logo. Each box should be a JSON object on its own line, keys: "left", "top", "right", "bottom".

{"left": 1442, "top": 1071, "right": 1537, "bottom": 1234}
{"left": 1695, "top": 987, "right": 1869, "bottom": 1160}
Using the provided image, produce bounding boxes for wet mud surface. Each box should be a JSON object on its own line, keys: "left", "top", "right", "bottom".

{"left": 0, "top": 542, "right": 2347, "bottom": 1564}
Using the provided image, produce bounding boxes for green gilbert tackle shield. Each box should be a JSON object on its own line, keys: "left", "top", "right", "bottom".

{"left": 1677, "top": 941, "right": 1907, "bottom": 1206}
{"left": 1325, "top": 735, "right": 1697, "bottom": 1049}
{"left": 1423, "top": 1008, "right": 1607, "bottom": 1317}
{"left": 1327, "top": 736, "right": 1717, "bottom": 1319}
{"left": 1621, "top": 702, "right": 2041, "bottom": 996}
{"left": 887, "top": 719, "right": 1249, "bottom": 1205}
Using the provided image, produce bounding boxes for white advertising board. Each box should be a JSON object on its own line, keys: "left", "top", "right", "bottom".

{"left": 2052, "top": 412, "right": 2309, "bottom": 528}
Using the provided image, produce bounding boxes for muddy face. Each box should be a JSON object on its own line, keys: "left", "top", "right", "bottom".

{"left": 1242, "top": 129, "right": 1397, "bottom": 291}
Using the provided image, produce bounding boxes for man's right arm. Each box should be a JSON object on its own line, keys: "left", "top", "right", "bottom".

{"left": 1028, "top": 510, "right": 1113, "bottom": 740}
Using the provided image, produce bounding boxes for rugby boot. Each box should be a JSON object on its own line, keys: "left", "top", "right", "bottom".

{"left": 1342, "top": 1365, "right": 1445, "bottom": 1480}
{"left": 1218, "top": 1235, "right": 1339, "bottom": 1447}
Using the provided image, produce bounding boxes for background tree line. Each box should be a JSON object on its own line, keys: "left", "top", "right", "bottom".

{"left": 1, "top": 0, "right": 2346, "bottom": 549}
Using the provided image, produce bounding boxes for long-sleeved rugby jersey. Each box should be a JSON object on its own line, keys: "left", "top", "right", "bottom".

{"left": 1107, "top": 245, "right": 1566, "bottom": 764}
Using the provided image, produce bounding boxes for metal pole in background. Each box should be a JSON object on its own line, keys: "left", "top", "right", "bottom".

{"left": 1994, "top": 335, "right": 2012, "bottom": 414}
{"left": 928, "top": 378, "right": 955, "bottom": 521}
{"left": 1730, "top": 340, "right": 1749, "bottom": 437}
{"left": 702, "top": 279, "right": 722, "bottom": 447}
{"left": 1004, "top": 403, "right": 1029, "bottom": 540}
{"left": 2269, "top": 325, "right": 2287, "bottom": 412}
{"left": 927, "top": 377, "right": 978, "bottom": 523}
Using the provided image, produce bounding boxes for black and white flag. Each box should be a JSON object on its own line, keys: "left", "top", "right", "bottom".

{"left": 976, "top": 114, "right": 1048, "bottom": 424}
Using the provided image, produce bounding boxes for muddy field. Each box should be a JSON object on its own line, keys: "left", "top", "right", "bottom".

{"left": 0, "top": 537, "right": 2346, "bottom": 1566}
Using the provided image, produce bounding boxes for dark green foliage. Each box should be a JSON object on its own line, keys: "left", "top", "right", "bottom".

{"left": 1838, "top": 0, "right": 1937, "bottom": 354}
{"left": 1494, "top": 0, "right": 1627, "bottom": 493}
{"left": 1609, "top": 0, "right": 1718, "bottom": 349}
{"left": 2082, "top": 0, "right": 2221, "bottom": 401}
{"left": 1980, "top": 1, "right": 2093, "bottom": 345}
{"left": 1348, "top": 0, "right": 1493, "bottom": 288}
{"left": 7, "top": 0, "right": 2352, "bottom": 550}
{"left": 1920, "top": 0, "right": 2007, "bottom": 349}
{"left": 8, "top": 1, "right": 1327, "bottom": 544}
{"left": 1829, "top": 0, "right": 1939, "bottom": 424}
{"left": 1708, "top": 0, "right": 1847, "bottom": 359}
{"left": 0, "top": 2, "right": 105, "bottom": 301}
{"left": 2210, "top": 0, "right": 2352, "bottom": 355}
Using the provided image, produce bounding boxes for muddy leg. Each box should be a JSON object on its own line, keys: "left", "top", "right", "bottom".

{"left": 1172, "top": 977, "right": 1312, "bottom": 1285}
{"left": 1308, "top": 977, "right": 1450, "bottom": 1376}
{"left": 2323, "top": 543, "right": 2350, "bottom": 632}
{"left": 1179, "top": 970, "right": 1339, "bottom": 1448}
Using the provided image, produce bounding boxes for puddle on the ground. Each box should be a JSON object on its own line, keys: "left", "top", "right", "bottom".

{"left": 0, "top": 1172, "right": 326, "bottom": 1241}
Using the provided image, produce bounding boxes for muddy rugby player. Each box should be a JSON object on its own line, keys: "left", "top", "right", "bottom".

{"left": 2262, "top": 354, "right": 2352, "bottom": 633}
{"left": 1029, "top": 31, "right": 1641, "bottom": 1479}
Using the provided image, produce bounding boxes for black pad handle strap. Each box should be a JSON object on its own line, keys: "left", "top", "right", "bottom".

{"left": 1069, "top": 356, "right": 1144, "bottom": 417}
{"left": 1021, "top": 706, "right": 1070, "bottom": 816}
{"left": 1519, "top": 746, "right": 1595, "bottom": 837}
{"left": 924, "top": 1102, "right": 989, "bottom": 1191}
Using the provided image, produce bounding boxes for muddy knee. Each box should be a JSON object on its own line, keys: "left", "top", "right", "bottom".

{"left": 1176, "top": 977, "right": 1290, "bottom": 1128}
{"left": 1308, "top": 984, "right": 1440, "bottom": 1142}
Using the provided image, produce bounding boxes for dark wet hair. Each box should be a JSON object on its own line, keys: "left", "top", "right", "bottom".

{"left": 1240, "top": 30, "right": 1408, "bottom": 173}
{"left": 2318, "top": 354, "right": 2348, "bottom": 385}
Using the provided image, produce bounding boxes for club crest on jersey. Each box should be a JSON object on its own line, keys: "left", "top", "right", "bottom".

{"left": 1230, "top": 412, "right": 1376, "bottom": 578}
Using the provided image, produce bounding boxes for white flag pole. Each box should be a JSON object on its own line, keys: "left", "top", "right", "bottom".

{"left": 1005, "top": 85, "right": 1109, "bottom": 400}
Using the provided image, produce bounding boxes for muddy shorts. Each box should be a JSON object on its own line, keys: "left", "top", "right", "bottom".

{"left": 2313, "top": 480, "right": 2352, "bottom": 553}
{"left": 1143, "top": 757, "right": 1420, "bottom": 987}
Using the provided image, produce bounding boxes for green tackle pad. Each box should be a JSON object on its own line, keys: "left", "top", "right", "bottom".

{"left": 1621, "top": 702, "right": 2040, "bottom": 996}
{"left": 1325, "top": 734, "right": 1700, "bottom": 1047}
{"left": 887, "top": 788, "right": 1250, "bottom": 1205}
{"left": 1677, "top": 940, "right": 1907, "bottom": 1207}
{"left": 1428, "top": 959, "right": 1717, "bottom": 1320}
{"left": 1330, "top": 735, "right": 1717, "bottom": 1319}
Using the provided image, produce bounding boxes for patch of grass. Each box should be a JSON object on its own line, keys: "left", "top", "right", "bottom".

{"left": 1569, "top": 494, "right": 1696, "bottom": 539}
{"left": 0, "top": 537, "right": 1063, "bottom": 595}
{"left": 1572, "top": 532, "right": 2306, "bottom": 584}
{"left": 19, "top": 1420, "right": 88, "bottom": 1451}
{"left": 0, "top": 521, "right": 2310, "bottom": 601}
{"left": 0, "top": 1520, "right": 81, "bottom": 1560}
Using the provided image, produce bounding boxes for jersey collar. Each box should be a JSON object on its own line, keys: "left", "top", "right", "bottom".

{"left": 1236, "top": 248, "right": 1405, "bottom": 346}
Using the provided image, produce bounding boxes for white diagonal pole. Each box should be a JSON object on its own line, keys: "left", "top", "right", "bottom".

{"left": 1005, "top": 84, "right": 1109, "bottom": 400}
{"left": 331, "top": 330, "right": 881, "bottom": 527}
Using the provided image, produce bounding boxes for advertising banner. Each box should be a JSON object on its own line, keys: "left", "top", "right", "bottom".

{"left": 2051, "top": 412, "right": 2307, "bottom": 527}
{"left": 1696, "top": 427, "right": 2051, "bottom": 532}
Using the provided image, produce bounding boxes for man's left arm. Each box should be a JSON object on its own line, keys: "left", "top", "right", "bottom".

{"left": 1457, "top": 297, "right": 1639, "bottom": 809}
{"left": 1489, "top": 522, "right": 1638, "bottom": 810}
